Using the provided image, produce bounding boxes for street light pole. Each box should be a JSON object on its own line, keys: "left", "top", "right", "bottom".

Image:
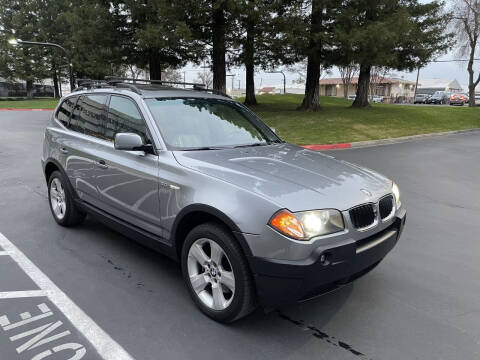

{"left": 9, "top": 39, "right": 74, "bottom": 91}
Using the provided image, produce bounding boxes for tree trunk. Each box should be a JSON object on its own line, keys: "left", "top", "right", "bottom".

{"left": 467, "top": 51, "right": 479, "bottom": 107}
{"left": 26, "top": 80, "right": 34, "bottom": 99}
{"left": 343, "top": 82, "right": 349, "bottom": 98}
{"left": 212, "top": 1, "right": 226, "bottom": 92}
{"left": 149, "top": 54, "right": 162, "bottom": 81}
{"left": 298, "top": 0, "right": 322, "bottom": 111}
{"left": 298, "top": 59, "right": 321, "bottom": 110}
{"left": 468, "top": 77, "right": 476, "bottom": 107}
{"left": 244, "top": 12, "right": 257, "bottom": 105}
{"left": 52, "top": 63, "right": 60, "bottom": 98}
{"left": 353, "top": 64, "right": 371, "bottom": 107}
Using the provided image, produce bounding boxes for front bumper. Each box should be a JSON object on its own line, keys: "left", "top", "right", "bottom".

{"left": 249, "top": 208, "right": 406, "bottom": 307}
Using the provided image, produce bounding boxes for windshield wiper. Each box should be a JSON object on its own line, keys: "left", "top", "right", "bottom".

{"left": 233, "top": 142, "right": 269, "bottom": 148}
{"left": 181, "top": 146, "right": 228, "bottom": 151}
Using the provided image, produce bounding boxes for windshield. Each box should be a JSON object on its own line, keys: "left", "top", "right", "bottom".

{"left": 145, "top": 98, "right": 281, "bottom": 150}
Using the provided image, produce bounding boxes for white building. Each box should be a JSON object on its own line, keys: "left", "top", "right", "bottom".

{"left": 417, "top": 78, "right": 463, "bottom": 95}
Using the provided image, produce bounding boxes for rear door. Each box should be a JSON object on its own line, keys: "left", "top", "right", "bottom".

{"left": 56, "top": 95, "right": 102, "bottom": 203}
{"left": 94, "top": 95, "right": 162, "bottom": 236}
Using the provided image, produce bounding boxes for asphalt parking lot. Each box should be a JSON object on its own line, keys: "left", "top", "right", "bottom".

{"left": 0, "top": 110, "right": 479, "bottom": 360}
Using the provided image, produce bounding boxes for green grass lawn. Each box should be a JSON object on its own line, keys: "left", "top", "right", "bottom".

{"left": 245, "top": 94, "right": 480, "bottom": 144}
{"left": 0, "top": 98, "right": 59, "bottom": 109}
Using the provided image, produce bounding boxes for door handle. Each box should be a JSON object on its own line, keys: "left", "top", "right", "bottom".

{"left": 97, "top": 159, "right": 109, "bottom": 169}
{"left": 59, "top": 146, "right": 68, "bottom": 154}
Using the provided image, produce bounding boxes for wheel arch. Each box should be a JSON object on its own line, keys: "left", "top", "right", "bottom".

{"left": 171, "top": 204, "right": 253, "bottom": 261}
{"left": 43, "top": 158, "right": 78, "bottom": 200}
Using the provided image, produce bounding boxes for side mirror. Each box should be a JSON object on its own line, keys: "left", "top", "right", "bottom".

{"left": 114, "top": 133, "right": 147, "bottom": 151}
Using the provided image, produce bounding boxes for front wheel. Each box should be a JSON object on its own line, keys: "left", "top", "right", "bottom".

{"left": 181, "top": 223, "right": 256, "bottom": 322}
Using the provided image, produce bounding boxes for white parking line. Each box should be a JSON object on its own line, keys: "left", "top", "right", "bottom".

{"left": 0, "top": 233, "right": 135, "bottom": 360}
{"left": 0, "top": 290, "right": 50, "bottom": 299}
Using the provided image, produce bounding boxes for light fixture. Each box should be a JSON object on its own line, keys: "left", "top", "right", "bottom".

{"left": 8, "top": 38, "right": 20, "bottom": 45}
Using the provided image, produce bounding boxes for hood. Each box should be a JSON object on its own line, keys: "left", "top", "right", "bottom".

{"left": 173, "top": 144, "right": 392, "bottom": 212}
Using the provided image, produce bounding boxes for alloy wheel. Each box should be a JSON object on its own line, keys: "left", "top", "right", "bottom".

{"left": 187, "top": 238, "right": 236, "bottom": 311}
{"left": 50, "top": 178, "right": 67, "bottom": 220}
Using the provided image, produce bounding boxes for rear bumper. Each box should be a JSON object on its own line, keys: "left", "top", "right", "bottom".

{"left": 249, "top": 208, "right": 406, "bottom": 307}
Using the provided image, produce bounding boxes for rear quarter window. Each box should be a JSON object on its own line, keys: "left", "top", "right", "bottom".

{"left": 56, "top": 97, "right": 77, "bottom": 127}
{"left": 69, "top": 97, "right": 85, "bottom": 133}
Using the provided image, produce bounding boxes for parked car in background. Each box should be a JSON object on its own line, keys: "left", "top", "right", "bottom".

{"left": 370, "top": 95, "right": 384, "bottom": 103}
{"left": 426, "top": 92, "right": 450, "bottom": 105}
{"left": 347, "top": 95, "right": 356, "bottom": 101}
{"left": 449, "top": 93, "right": 468, "bottom": 106}
{"left": 414, "top": 94, "right": 429, "bottom": 104}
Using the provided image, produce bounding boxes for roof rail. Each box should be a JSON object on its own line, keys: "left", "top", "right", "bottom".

{"left": 72, "top": 77, "right": 231, "bottom": 98}
{"left": 104, "top": 76, "right": 204, "bottom": 88}
{"left": 104, "top": 77, "right": 231, "bottom": 98}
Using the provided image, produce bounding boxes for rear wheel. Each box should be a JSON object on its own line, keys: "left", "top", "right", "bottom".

{"left": 181, "top": 223, "right": 256, "bottom": 322}
{"left": 48, "top": 171, "right": 86, "bottom": 226}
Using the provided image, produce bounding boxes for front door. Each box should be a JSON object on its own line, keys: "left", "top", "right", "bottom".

{"left": 94, "top": 95, "right": 162, "bottom": 237}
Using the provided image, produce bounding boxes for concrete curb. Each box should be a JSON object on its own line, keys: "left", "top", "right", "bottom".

{"left": 303, "top": 128, "right": 480, "bottom": 151}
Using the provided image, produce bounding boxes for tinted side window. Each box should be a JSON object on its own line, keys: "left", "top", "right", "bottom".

{"left": 82, "top": 95, "right": 107, "bottom": 139}
{"left": 69, "top": 97, "right": 85, "bottom": 133}
{"left": 106, "top": 96, "right": 146, "bottom": 141}
{"left": 56, "top": 96, "right": 77, "bottom": 127}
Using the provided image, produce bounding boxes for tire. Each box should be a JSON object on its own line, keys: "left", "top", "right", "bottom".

{"left": 48, "top": 170, "right": 86, "bottom": 227}
{"left": 181, "top": 222, "right": 256, "bottom": 323}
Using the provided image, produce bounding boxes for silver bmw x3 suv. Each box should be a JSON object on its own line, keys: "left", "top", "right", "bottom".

{"left": 42, "top": 79, "right": 406, "bottom": 322}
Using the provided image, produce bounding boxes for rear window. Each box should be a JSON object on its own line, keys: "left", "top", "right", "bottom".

{"left": 56, "top": 97, "right": 77, "bottom": 127}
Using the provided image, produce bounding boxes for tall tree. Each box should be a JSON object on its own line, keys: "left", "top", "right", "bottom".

{"left": 211, "top": 1, "right": 228, "bottom": 91}
{"left": 112, "top": 0, "right": 201, "bottom": 81}
{"left": 297, "top": 0, "right": 336, "bottom": 111}
{"left": 336, "top": 0, "right": 452, "bottom": 108}
{"left": 454, "top": 0, "right": 480, "bottom": 106}
{"left": 183, "top": 0, "right": 232, "bottom": 92}
{"left": 232, "top": 0, "right": 303, "bottom": 105}
{"left": 0, "top": 0, "right": 50, "bottom": 97}
{"left": 61, "top": 0, "right": 122, "bottom": 80}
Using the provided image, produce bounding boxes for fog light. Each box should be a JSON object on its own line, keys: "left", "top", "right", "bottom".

{"left": 319, "top": 253, "right": 330, "bottom": 266}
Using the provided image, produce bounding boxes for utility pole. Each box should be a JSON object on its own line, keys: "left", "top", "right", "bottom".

{"left": 414, "top": 67, "right": 420, "bottom": 99}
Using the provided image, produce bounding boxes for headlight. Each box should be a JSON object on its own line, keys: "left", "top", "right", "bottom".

{"left": 392, "top": 182, "right": 401, "bottom": 209}
{"left": 269, "top": 209, "right": 344, "bottom": 241}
